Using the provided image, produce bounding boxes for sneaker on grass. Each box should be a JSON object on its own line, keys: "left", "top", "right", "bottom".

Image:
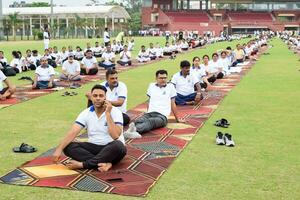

{"left": 216, "top": 132, "right": 225, "bottom": 145}
{"left": 224, "top": 133, "right": 235, "bottom": 147}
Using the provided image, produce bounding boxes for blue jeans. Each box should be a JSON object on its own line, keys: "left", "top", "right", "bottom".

{"left": 36, "top": 81, "right": 55, "bottom": 89}
{"left": 98, "top": 62, "right": 115, "bottom": 69}
{"left": 175, "top": 93, "right": 196, "bottom": 105}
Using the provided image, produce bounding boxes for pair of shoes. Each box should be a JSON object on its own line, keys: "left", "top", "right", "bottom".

{"left": 123, "top": 122, "right": 142, "bottom": 139}
{"left": 13, "top": 143, "right": 37, "bottom": 153}
{"left": 214, "top": 118, "right": 230, "bottom": 128}
{"left": 62, "top": 91, "right": 78, "bottom": 96}
{"left": 216, "top": 132, "right": 235, "bottom": 147}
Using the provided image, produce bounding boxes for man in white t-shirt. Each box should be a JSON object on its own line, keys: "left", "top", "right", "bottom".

{"left": 99, "top": 45, "right": 116, "bottom": 69}
{"left": 86, "top": 68, "right": 130, "bottom": 126}
{"left": 124, "top": 70, "right": 184, "bottom": 139}
{"left": 104, "top": 27, "right": 110, "bottom": 47}
{"left": 171, "top": 60, "right": 202, "bottom": 105}
{"left": 80, "top": 50, "right": 98, "bottom": 75}
{"left": 117, "top": 45, "right": 132, "bottom": 66}
{"left": 93, "top": 42, "right": 103, "bottom": 58}
{"left": 60, "top": 53, "right": 81, "bottom": 81}
{"left": 52, "top": 84, "right": 126, "bottom": 171}
{"left": 32, "top": 57, "right": 56, "bottom": 89}
{"left": 137, "top": 45, "right": 150, "bottom": 63}
{"left": 43, "top": 27, "right": 50, "bottom": 50}
{"left": 0, "top": 70, "right": 16, "bottom": 101}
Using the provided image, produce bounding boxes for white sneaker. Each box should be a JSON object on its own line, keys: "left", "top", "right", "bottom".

{"left": 224, "top": 133, "right": 235, "bottom": 147}
{"left": 128, "top": 122, "right": 136, "bottom": 132}
{"left": 123, "top": 131, "right": 142, "bottom": 139}
{"left": 216, "top": 132, "right": 225, "bottom": 145}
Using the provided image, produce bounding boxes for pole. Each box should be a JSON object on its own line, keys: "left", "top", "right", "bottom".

{"left": 0, "top": 0, "right": 4, "bottom": 40}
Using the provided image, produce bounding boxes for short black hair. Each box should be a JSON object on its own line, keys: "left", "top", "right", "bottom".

{"left": 86, "top": 49, "right": 93, "bottom": 53}
{"left": 192, "top": 56, "right": 200, "bottom": 62}
{"left": 226, "top": 46, "right": 232, "bottom": 50}
{"left": 91, "top": 84, "right": 107, "bottom": 93}
{"left": 32, "top": 50, "right": 38, "bottom": 54}
{"left": 221, "top": 51, "right": 227, "bottom": 56}
{"left": 212, "top": 53, "right": 218, "bottom": 57}
{"left": 156, "top": 69, "right": 168, "bottom": 77}
{"left": 180, "top": 60, "right": 191, "bottom": 68}
{"left": 105, "top": 68, "right": 118, "bottom": 78}
{"left": 202, "top": 54, "right": 209, "bottom": 59}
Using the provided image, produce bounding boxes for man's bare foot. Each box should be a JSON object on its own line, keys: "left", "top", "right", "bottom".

{"left": 65, "top": 160, "right": 83, "bottom": 170}
{"left": 98, "top": 163, "right": 112, "bottom": 172}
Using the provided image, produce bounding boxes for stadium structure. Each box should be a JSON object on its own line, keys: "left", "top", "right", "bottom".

{"left": 142, "top": 0, "right": 300, "bottom": 34}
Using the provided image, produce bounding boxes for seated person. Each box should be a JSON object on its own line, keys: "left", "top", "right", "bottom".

{"left": 232, "top": 44, "right": 245, "bottom": 66}
{"left": 60, "top": 53, "right": 81, "bottom": 81}
{"left": 163, "top": 42, "right": 173, "bottom": 56}
{"left": 10, "top": 51, "right": 22, "bottom": 74}
{"left": 0, "top": 51, "right": 8, "bottom": 70}
{"left": 84, "top": 42, "right": 92, "bottom": 55}
{"left": 25, "top": 49, "right": 37, "bottom": 71}
{"left": 124, "top": 70, "right": 184, "bottom": 139}
{"left": 202, "top": 55, "right": 217, "bottom": 85}
{"left": 190, "top": 56, "right": 210, "bottom": 90}
{"left": 99, "top": 45, "right": 116, "bottom": 69}
{"left": 181, "top": 39, "right": 189, "bottom": 51}
{"left": 74, "top": 46, "right": 84, "bottom": 61}
{"left": 117, "top": 45, "right": 132, "bottom": 66}
{"left": 218, "top": 51, "right": 230, "bottom": 76}
{"left": 86, "top": 68, "right": 130, "bottom": 126}
{"left": 59, "top": 47, "right": 69, "bottom": 65}
{"left": 128, "top": 39, "right": 135, "bottom": 51}
{"left": 155, "top": 43, "right": 164, "bottom": 58}
{"left": 208, "top": 53, "right": 225, "bottom": 79}
{"left": 51, "top": 46, "right": 60, "bottom": 63}
{"left": 171, "top": 60, "right": 202, "bottom": 105}
{"left": 67, "top": 45, "right": 75, "bottom": 55}
{"left": 32, "top": 57, "right": 56, "bottom": 89}
{"left": 0, "top": 70, "right": 16, "bottom": 100}
{"left": 93, "top": 42, "right": 103, "bottom": 58}
{"left": 52, "top": 84, "right": 126, "bottom": 171}
{"left": 147, "top": 43, "right": 157, "bottom": 60}
{"left": 137, "top": 45, "right": 150, "bottom": 63}
{"left": 80, "top": 50, "right": 98, "bottom": 75}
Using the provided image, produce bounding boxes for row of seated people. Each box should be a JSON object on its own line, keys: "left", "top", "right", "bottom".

{"left": 49, "top": 36, "right": 268, "bottom": 171}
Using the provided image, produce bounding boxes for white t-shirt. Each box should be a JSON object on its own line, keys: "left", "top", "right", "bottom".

{"left": 75, "top": 106, "right": 124, "bottom": 145}
{"left": 0, "top": 70, "right": 7, "bottom": 91}
{"left": 119, "top": 51, "right": 131, "bottom": 62}
{"left": 218, "top": 58, "right": 230, "bottom": 74}
{"left": 147, "top": 48, "right": 157, "bottom": 57}
{"left": 10, "top": 58, "right": 22, "bottom": 72}
{"left": 208, "top": 60, "right": 220, "bottom": 74}
{"left": 138, "top": 50, "right": 149, "bottom": 58}
{"left": 75, "top": 51, "right": 84, "bottom": 59}
{"left": 60, "top": 51, "right": 69, "bottom": 61}
{"left": 62, "top": 60, "right": 80, "bottom": 75}
{"left": 81, "top": 56, "right": 97, "bottom": 69}
{"left": 0, "top": 57, "right": 8, "bottom": 66}
{"left": 43, "top": 31, "right": 50, "bottom": 42}
{"left": 171, "top": 72, "right": 199, "bottom": 96}
{"left": 104, "top": 31, "right": 110, "bottom": 43}
{"left": 101, "top": 52, "right": 115, "bottom": 65}
{"left": 101, "top": 81, "right": 127, "bottom": 113}
{"left": 35, "top": 65, "right": 55, "bottom": 81}
{"left": 147, "top": 83, "right": 177, "bottom": 118}
{"left": 190, "top": 66, "right": 206, "bottom": 83}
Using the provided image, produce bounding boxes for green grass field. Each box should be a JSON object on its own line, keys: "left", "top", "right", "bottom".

{"left": 0, "top": 37, "right": 299, "bottom": 200}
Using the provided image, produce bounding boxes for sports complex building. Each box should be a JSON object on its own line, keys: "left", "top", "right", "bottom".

{"left": 142, "top": 0, "right": 300, "bottom": 34}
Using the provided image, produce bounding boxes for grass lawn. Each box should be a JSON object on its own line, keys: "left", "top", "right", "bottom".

{"left": 0, "top": 38, "right": 299, "bottom": 199}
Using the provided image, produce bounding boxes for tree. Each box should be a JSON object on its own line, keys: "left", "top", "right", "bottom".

{"left": 29, "top": 2, "right": 50, "bottom": 7}
{"left": 74, "top": 14, "right": 86, "bottom": 38}
{"left": 8, "top": 12, "right": 22, "bottom": 41}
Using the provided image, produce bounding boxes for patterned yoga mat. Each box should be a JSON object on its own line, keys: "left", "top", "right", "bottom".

{"left": 0, "top": 60, "right": 257, "bottom": 196}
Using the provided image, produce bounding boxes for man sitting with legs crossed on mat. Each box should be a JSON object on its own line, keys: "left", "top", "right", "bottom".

{"left": 0, "top": 70, "right": 16, "bottom": 100}
{"left": 52, "top": 84, "right": 126, "bottom": 172}
{"left": 123, "top": 70, "right": 184, "bottom": 139}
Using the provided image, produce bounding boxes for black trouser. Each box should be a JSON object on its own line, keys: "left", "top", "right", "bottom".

{"left": 117, "top": 60, "right": 132, "bottom": 66}
{"left": 207, "top": 75, "right": 216, "bottom": 84}
{"left": 200, "top": 82, "right": 207, "bottom": 89}
{"left": 216, "top": 72, "right": 224, "bottom": 79}
{"left": 87, "top": 99, "right": 130, "bottom": 126}
{"left": 28, "top": 64, "right": 36, "bottom": 70}
{"left": 80, "top": 68, "right": 98, "bottom": 75}
{"left": 63, "top": 140, "right": 126, "bottom": 169}
{"left": 163, "top": 52, "right": 172, "bottom": 56}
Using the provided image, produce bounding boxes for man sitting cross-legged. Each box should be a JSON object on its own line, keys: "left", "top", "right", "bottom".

{"left": 0, "top": 70, "right": 16, "bottom": 100}
{"left": 32, "top": 57, "right": 56, "bottom": 89}
{"left": 171, "top": 60, "right": 202, "bottom": 105}
{"left": 86, "top": 68, "right": 130, "bottom": 126}
{"left": 80, "top": 50, "right": 98, "bottom": 75}
{"left": 59, "top": 53, "right": 81, "bottom": 81}
{"left": 123, "top": 70, "right": 184, "bottom": 139}
{"left": 52, "top": 84, "right": 127, "bottom": 172}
